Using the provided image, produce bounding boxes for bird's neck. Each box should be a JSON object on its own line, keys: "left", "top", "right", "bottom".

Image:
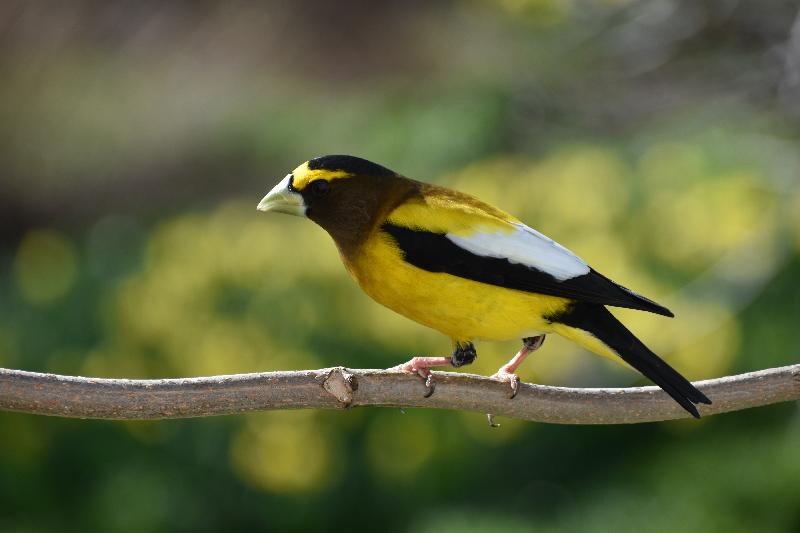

{"left": 318, "top": 177, "right": 418, "bottom": 262}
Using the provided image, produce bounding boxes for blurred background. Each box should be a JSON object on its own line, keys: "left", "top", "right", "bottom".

{"left": 1, "top": 0, "right": 799, "bottom": 531}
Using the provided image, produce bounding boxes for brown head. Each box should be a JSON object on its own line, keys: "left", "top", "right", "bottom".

{"left": 257, "top": 155, "right": 416, "bottom": 258}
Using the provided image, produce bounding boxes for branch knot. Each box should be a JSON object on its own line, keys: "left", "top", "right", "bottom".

{"left": 322, "top": 367, "right": 357, "bottom": 407}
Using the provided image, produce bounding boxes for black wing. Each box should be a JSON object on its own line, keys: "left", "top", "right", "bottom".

{"left": 382, "top": 222, "right": 674, "bottom": 317}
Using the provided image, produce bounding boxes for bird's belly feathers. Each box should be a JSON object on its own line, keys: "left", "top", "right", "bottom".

{"left": 347, "top": 234, "right": 571, "bottom": 342}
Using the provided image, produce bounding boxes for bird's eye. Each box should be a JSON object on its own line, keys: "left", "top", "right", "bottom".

{"left": 310, "top": 180, "right": 330, "bottom": 198}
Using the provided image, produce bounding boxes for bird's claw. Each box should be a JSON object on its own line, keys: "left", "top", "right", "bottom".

{"left": 392, "top": 356, "right": 450, "bottom": 398}
{"left": 423, "top": 371, "right": 436, "bottom": 398}
{"left": 508, "top": 374, "right": 520, "bottom": 399}
{"left": 491, "top": 369, "right": 520, "bottom": 399}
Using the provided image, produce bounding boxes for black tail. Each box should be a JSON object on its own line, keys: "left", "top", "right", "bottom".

{"left": 554, "top": 302, "right": 711, "bottom": 418}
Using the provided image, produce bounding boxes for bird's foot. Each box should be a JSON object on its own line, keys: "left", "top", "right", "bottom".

{"left": 392, "top": 356, "right": 452, "bottom": 398}
{"left": 491, "top": 365, "right": 521, "bottom": 399}
{"left": 490, "top": 335, "right": 545, "bottom": 400}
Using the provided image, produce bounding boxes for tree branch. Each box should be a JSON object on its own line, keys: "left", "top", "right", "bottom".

{"left": 0, "top": 365, "right": 797, "bottom": 424}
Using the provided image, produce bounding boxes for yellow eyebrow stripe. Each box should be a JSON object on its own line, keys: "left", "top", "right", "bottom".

{"left": 291, "top": 161, "right": 350, "bottom": 190}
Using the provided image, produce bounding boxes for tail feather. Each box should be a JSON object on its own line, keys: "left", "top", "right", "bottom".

{"left": 551, "top": 302, "right": 711, "bottom": 418}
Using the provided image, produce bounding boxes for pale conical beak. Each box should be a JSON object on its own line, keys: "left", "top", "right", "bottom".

{"left": 257, "top": 174, "right": 307, "bottom": 217}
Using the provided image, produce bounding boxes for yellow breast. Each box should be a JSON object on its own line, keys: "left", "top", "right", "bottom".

{"left": 346, "top": 231, "right": 571, "bottom": 343}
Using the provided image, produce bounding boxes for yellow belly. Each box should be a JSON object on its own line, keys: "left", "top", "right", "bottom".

{"left": 347, "top": 233, "right": 572, "bottom": 343}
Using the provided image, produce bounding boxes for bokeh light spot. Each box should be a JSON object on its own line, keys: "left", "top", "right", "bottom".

{"left": 230, "top": 411, "right": 335, "bottom": 494}
{"left": 367, "top": 413, "right": 436, "bottom": 482}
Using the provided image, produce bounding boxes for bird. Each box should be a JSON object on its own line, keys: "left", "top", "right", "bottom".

{"left": 257, "top": 154, "right": 711, "bottom": 418}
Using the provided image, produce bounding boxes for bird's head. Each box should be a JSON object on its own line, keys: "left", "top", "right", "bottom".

{"left": 258, "top": 155, "right": 406, "bottom": 253}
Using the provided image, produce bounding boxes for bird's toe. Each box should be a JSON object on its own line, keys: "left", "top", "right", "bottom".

{"left": 391, "top": 356, "right": 451, "bottom": 398}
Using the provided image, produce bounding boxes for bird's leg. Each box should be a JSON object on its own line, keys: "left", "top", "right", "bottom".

{"left": 491, "top": 335, "right": 546, "bottom": 399}
{"left": 393, "top": 342, "right": 477, "bottom": 398}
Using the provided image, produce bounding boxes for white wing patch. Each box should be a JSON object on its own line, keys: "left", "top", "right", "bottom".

{"left": 445, "top": 223, "right": 590, "bottom": 281}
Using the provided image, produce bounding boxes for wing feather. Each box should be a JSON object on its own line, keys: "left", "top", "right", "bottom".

{"left": 383, "top": 192, "right": 673, "bottom": 316}
{"left": 446, "top": 223, "right": 589, "bottom": 281}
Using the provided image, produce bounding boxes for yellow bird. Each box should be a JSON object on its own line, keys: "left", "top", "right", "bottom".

{"left": 257, "top": 155, "right": 711, "bottom": 417}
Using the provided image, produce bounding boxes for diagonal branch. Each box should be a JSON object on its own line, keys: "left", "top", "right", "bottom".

{"left": 0, "top": 365, "right": 797, "bottom": 424}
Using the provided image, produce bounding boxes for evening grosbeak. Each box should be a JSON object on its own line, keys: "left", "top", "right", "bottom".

{"left": 257, "top": 155, "right": 711, "bottom": 418}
